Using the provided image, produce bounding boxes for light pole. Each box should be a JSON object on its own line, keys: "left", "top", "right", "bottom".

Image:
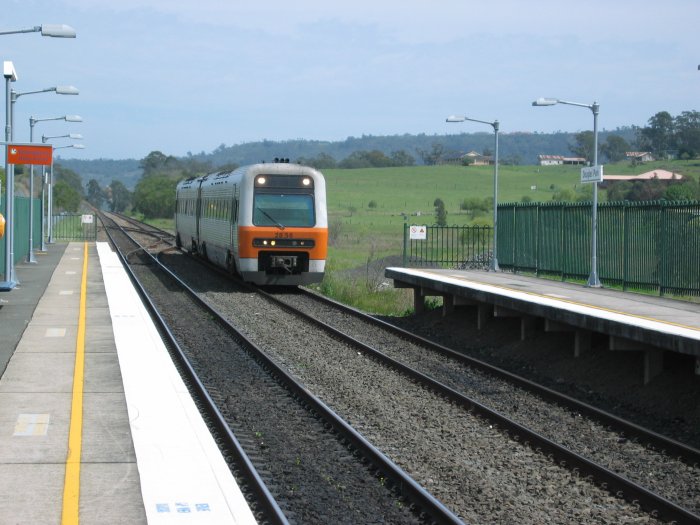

{"left": 0, "top": 27, "right": 76, "bottom": 289}
{"left": 30, "top": 116, "right": 82, "bottom": 252}
{"left": 532, "top": 97, "right": 601, "bottom": 288}
{"left": 0, "top": 24, "right": 76, "bottom": 38}
{"left": 46, "top": 143, "right": 85, "bottom": 243}
{"left": 1, "top": 61, "right": 17, "bottom": 289}
{"left": 10, "top": 87, "right": 79, "bottom": 264}
{"left": 446, "top": 115, "right": 500, "bottom": 271}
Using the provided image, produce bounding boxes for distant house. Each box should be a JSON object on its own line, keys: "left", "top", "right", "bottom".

{"left": 464, "top": 150, "right": 494, "bottom": 166}
{"left": 442, "top": 150, "right": 494, "bottom": 166}
{"left": 538, "top": 155, "right": 586, "bottom": 166}
{"left": 625, "top": 151, "right": 654, "bottom": 162}
{"left": 604, "top": 169, "right": 683, "bottom": 182}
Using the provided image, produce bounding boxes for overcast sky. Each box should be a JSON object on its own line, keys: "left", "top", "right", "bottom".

{"left": 2, "top": 0, "right": 699, "bottom": 160}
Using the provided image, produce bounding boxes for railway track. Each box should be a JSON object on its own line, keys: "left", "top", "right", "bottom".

{"left": 99, "top": 212, "right": 462, "bottom": 523}
{"left": 101, "top": 212, "right": 700, "bottom": 524}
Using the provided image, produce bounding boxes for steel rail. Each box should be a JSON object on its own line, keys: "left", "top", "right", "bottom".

{"left": 300, "top": 287, "right": 700, "bottom": 466}
{"left": 258, "top": 287, "right": 700, "bottom": 525}
{"left": 99, "top": 213, "right": 289, "bottom": 525}
{"left": 104, "top": 211, "right": 700, "bottom": 522}
{"left": 100, "top": 212, "right": 466, "bottom": 525}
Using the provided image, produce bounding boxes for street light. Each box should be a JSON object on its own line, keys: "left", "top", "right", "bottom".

{"left": 532, "top": 97, "right": 601, "bottom": 288}
{"left": 29, "top": 118, "right": 83, "bottom": 256}
{"left": 1, "top": 61, "right": 17, "bottom": 289}
{"left": 446, "top": 114, "right": 500, "bottom": 271}
{"left": 46, "top": 143, "right": 86, "bottom": 244}
{"left": 12, "top": 87, "right": 80, "bottom": 264}
{"left": 0, "top": 25, "right": 77, "bottom": 38}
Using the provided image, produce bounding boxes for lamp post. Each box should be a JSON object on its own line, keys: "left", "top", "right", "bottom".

{"left": 46, "top": 143, "right": 85, "bottom": 244}
{"left": 446, "top": 115, "right": 500, "bottom": 271}
{"left": 1, "top": 61, "right": 17, "bottom": 289}
{"left": 10, "top": 87, "right": 79, "bottom": 264}
{"left": 0, "top": 25, "right": 76, "bottom": 38}
{"left": 30, "top": 116, "right": 82, "bottom": 252}
{"left": 532, "top": 97, "right": 601, "bottom": 288}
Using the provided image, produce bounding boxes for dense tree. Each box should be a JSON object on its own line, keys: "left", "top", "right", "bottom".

{"left": 600, "top": 134, "right": 630, "bottom": 162}
{"left": 389, "top": 150, "right": 415, "bottom": 167}
{"left": 637, "top": 111, "right": 675, "bottom": 157}
{"left": 674, "top": 111, "right": 700, "bottom": 159}
{"left": 569, "top": 131, "right": 595, "bottom": 163}
{"left": 53, "top": 180, "right": 81, "bottom": 212}
{"left": 606, "top": 181, "right": 633, "bottom": 202}
{"left": 86, "top": 179, "right": 104, "bottom": 208}
{"left": 133, "top": 175, "right": 179, "bottom": 218}
{"left": 53, "top": 164, "right": 84, "bottom": 195}
{"left": 664, "top": 180, "right": 699, "bottom": 201}
{"left": 626, "top": 179, "right": 666, "bottom": 201}
{"left": 338, "top": 150, "right": 394, "bottom": 169}
{"left": 297, "top": 153, "right": 337, "bottom": 169}
{"left": 433, "top": 197, "right": 447, "bottom": 226}
{"left": 109, "top": 180, "right": 132, "bottom": 212}
{"left": 417, "top": 143, "right": 445, "bottom": 165}
{"left": 140, "top": 151, "right": 178, "bottom": 177}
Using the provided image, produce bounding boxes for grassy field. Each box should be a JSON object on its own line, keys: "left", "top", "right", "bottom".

{"left": 142, "top": 159, "right": 700, "bottom": 314}
{"left": 325, "top": 164, "right": 555, "bottom": 271}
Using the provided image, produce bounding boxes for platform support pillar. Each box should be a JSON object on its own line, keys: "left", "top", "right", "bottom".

{"left": 574, "top": 330, "right": 591, "bottom": 358}
{"left": 442, "top": 294, "right": 454, "bottom": 317}
{"left": 643, "top": 349, "right": 664, "bottom": 385}
{"left": 520, "top": 315, "right": 536, "bottom": 341}
{"left": 413, "top": 287, "right": 425, "bottom": 314}
{"left": 477, "top": 303, "right": 492, "bottom": 330}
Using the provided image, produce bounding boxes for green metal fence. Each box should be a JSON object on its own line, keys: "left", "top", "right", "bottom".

{"left": 401, "top": 201, "right": 700, "bottom": 298}
{"left": 497, "top": 200, "right": 700, "bottom": 297}
{"left": 50, "top": 213, "right": 97, "bottom": 241}
{"left": 0, "top": 196, "right": 42, "bottom": 264}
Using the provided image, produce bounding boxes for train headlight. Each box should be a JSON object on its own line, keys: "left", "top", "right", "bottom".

{"left": 270, "top": 240, "right": 276, "bottom": 246}
{"left": 302, "top": 177, "right": 311, "bottom": 186}
{"left": 257, "top": 176, "right": 267, "bottom": 185}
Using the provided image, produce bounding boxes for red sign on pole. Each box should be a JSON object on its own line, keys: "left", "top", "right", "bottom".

{"left": 6, "top": 144, "right": 53, "bottom": 166}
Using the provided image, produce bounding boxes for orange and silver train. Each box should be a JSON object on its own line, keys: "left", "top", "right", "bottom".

{"left": 175, "top": 162, "right": 327, "bottom": 285}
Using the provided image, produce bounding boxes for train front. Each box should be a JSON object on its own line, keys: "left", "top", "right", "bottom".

{"left": 237, "top": 164, "right": 328, "bottom": 285}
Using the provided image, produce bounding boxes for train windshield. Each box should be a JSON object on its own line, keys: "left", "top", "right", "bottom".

{"left": 253, "top": 193, "right": 315, "bottom": 228}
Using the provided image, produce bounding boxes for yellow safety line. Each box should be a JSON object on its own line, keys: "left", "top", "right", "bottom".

{"left": 62, "top": 242, "right": 88, "bottom": 524}
{"left": 420, "top": 269, "right": 700, "bottom": 333}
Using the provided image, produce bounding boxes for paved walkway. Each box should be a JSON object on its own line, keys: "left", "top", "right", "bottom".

{"left": 0, "top": 242, "right": 256, "bottom": 524}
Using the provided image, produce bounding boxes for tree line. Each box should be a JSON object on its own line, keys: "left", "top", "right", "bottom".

{"left": 37, "top": 107, "right": 700, "bottom": 220}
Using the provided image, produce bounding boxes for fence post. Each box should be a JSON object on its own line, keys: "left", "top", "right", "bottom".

{"left": 659, "top": 201, "right": 667, "bottom": 297}
{"left": 402, "top": 221, "right": 408, "bottom": 267}
{"left": 622, "top": 202, "right": 628, "bottom": 291}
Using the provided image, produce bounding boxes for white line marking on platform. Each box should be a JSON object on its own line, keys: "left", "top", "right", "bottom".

{"left": 65, "top": 271, "right": 77, "bottom": 275}
{"left": 96, "top": 242, "right": 257, "bottom": 525}
{"left": 45, "top": 328, "right": 66, "bottom": 338}
{"left": 14, "top": 414, "right": 50, "bottom": 436}
{"left": 59, "top": 290, "right": 74, "bottom": 296}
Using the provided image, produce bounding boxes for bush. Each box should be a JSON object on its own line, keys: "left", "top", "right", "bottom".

{"left": 133, "top": 175, "right": 179, "bottom": 219}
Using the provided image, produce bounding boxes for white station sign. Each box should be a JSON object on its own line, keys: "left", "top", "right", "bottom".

{"left": 581, "top": 165, "right": 604, "bottom": 183}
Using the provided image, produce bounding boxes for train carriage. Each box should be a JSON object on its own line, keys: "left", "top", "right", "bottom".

{"left": 175, "top": 162, "right": 327, "bottom": 285}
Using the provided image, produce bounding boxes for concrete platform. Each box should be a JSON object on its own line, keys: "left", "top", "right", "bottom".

{"left": 387, "top": 267, "right": 700, "bottom": 384}
{"left": 0, "top": 242, "right": 257, "bottom": 524}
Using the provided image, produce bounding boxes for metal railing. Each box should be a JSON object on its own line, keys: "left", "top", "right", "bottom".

{"left": 50, "top": 213, "right": 97, "bottom": 241}
{"left": 403, "top": 223, "right": 493, "bottom": 269}
{"left": 402, "top": 201, "right": 700, "bottom": 298}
